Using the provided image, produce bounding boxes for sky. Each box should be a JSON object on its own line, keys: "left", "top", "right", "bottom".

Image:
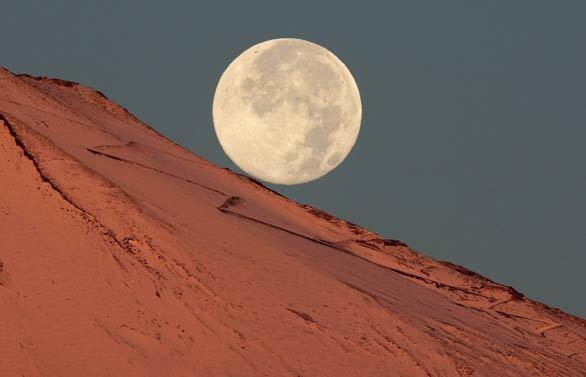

{"left": 2, "top": 1, "right": 584, "bottom": 317}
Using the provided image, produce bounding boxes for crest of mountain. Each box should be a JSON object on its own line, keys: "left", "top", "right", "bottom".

{"left": 0, "top": 67, "right": 584, "bottom": 376}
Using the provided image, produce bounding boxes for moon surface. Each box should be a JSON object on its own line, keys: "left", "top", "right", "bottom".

{"left": 213, "top": 38, "right": 362, "bottom": 185}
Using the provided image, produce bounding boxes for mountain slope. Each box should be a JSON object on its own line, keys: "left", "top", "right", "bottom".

{"left": 0, "top": 67, "right": 584, "bottom": 376}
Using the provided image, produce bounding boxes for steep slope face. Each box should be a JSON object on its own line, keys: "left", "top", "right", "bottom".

{"left": 0, "top": 67, "right": 584, "bottom": 376}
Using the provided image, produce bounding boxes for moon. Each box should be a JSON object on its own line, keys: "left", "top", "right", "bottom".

{"left": 212, "top": 38, "right": 362, "bottom": 185}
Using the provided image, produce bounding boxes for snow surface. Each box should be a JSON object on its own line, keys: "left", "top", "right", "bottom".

{"left": 0, "top": 67, "right": 584, "bottom": 376}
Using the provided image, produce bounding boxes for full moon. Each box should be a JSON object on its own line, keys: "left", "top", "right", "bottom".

{"left": 213, "top": 38, "right": 362, "bottom": 185}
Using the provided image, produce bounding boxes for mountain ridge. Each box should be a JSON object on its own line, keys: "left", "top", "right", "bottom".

{"left": 0, "top": 66, "right": 584, "bottom": 376}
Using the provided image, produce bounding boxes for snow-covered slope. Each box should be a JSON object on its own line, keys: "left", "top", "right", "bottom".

{"left": 0, "top": 67, "right": 584, "bottom": 376}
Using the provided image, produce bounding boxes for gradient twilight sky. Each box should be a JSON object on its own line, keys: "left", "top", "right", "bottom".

{"left": 2, "top": 1, "right": 584, "bottom": 316}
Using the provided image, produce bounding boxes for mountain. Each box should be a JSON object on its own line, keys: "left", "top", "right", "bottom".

{"left": 0, "top": 67, "right": 584, "bottom": 376}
